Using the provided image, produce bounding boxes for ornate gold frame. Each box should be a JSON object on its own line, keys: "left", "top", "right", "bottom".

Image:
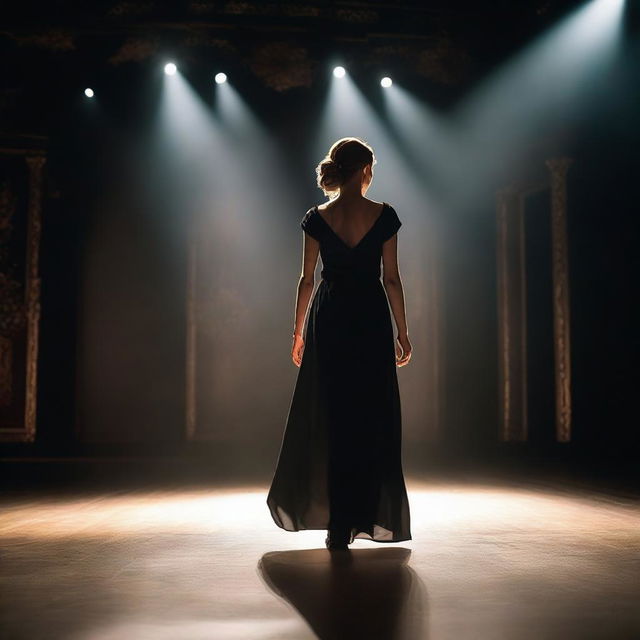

{"left": 496, "top": 157, "right": 573, "bottom": 443}
{"left": 0, "top": 145, "right": 46, "bottom": 443}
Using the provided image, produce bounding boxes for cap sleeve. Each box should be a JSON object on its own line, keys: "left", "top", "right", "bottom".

{"left": 382, "top": 204, "right": 402, "bottom": 242}
{"left": 300, "top": 207, "right": 319, "bottom": 240}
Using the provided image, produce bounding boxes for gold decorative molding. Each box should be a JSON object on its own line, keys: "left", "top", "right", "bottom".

{"left": 0, "top": 182, "right": 22, "bottom": 408}
{"left": 0, "top": 336, "right": 12, "bottom": 405}
{"left": 24, "top": 156, "right": 45, "bottom": 443}
{"left": 546, "top": 157, "right": 573, "bottom": 442}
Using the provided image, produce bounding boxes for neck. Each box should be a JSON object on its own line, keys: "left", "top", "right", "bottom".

{"left": 335, "top": 186, "right": 366, "bottom": 203}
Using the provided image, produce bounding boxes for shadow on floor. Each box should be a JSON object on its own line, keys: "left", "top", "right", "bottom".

{"left": 258, "top": 547, "right": 428, "bottom": 640}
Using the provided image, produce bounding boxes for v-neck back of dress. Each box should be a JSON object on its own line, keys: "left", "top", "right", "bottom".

{"left": 299, "top": 200, "right": 403, "bottom": 285}
{"left": 315, "top": 202, "right": 387, "bottom": 251}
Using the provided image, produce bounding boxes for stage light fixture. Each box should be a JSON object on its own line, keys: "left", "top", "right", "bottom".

{"left": 381, "top": 77, "right": 392, "bottom": 88}
{"left": 215, "top": 72, "right": 227, "bottom": 84}
{"left": 164, "top": 62, "right": 177, "bottom": 76}
{"left": 333, "top": 66, "right": 346, "bottom": 78}
{"left": 84, "top": 88, "right": 94, "bottom": 98}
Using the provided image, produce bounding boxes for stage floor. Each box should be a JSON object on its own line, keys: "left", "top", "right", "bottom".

{"left": 1, "top": 472, "right": 638, "bottom": 639}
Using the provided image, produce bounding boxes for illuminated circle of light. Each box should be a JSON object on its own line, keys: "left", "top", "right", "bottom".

{"left": 84, "top": 88, "right": 94, "bottom": 98}
{"left": 164, "top": 62, "right": 177, "bottom": 76}
{"left": 333, "top": 66, "right": 346, "bottom": 78}
{"left": 381, "top": 77, "right": 393, "bottom": 88}
{"left": 215, "top": 72, "right": 227, "bottom": 84}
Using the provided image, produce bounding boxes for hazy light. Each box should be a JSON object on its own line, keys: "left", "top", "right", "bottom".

{"left": 381, "top": 77, "right": 392, "bottom": 88}
{"left": 333, "top": 66, "right": 346, "bottom": 78}
{"left": 444, "top": 0, "right": 626, "bottom": 213}
{"left": 164, "top": 62, "right": 177, "bottom": 76}
{"left": 315, "top": 69, "right": 430, "bottom": 211}
{"left": 214, "top": 72, "right": 227, "bottom": 84}
{"left": 380, "top": 83, "right": 454, "bottom": 202}
{"left": 84, "top": 88, "right": 94, "bottom": 98}
{"left": 156, "top": 69, "right": 297, "bottom": 435}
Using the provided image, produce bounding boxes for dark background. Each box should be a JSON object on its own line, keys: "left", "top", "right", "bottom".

{"left": 1, "top": 0, "right": 638, "bottom": 485}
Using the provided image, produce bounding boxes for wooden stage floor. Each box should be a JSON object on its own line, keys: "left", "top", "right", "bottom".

{"left": 1, "top": 471, "right": 639, "bottom": 639}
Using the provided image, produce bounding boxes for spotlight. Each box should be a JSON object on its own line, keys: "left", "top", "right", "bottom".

{"left": 164, "top": 62, "right": 177, "bottom": 76}
{"left": 215, "top": 72, "right": 227, "bottom": 84}
{"left": 84, "top": 88, "right": 94, "bottom": 98}
{"left": 381, "top": 77, "right": 392, "bottom": 88}
{"left": 333, "top": 66, "right": 346, "bottom": 78}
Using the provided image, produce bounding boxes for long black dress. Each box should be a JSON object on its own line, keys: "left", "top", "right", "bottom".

{"left": 266, "top": 202, "right": 412, "bottom": 544}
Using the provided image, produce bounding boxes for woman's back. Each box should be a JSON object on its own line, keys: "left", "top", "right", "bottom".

{"left": 301, "top": 200, "right": 401, "bottom": 285}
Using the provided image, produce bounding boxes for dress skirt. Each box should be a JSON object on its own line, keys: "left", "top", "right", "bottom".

{"left": 266, "top": 271, "right": 412, "bottom": 544}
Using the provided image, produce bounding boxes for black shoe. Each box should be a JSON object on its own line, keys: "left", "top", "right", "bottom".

{"left": 325, "top": 526, "right": 351, "bottom": 551}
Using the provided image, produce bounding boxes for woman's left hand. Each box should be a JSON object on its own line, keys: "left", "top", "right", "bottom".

{"left": 292, "top": 334, "right": 305, "bottom": 367}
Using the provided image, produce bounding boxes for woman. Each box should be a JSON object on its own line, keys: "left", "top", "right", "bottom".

{"left": 266, "top": 137, "right": 412, "bottom": 551}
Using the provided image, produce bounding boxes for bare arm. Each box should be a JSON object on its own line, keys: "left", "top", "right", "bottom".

{"left": 291, "top": 231, "right": 319, "bottom": 366}
{"left": 382, "top": 233, "right": 408, "bottom": 336}
{"left": 293, "top": 231, "right": 319, "bottom": 336}
{"left": 382, "top": 233, "right": 412, "bottom": 365}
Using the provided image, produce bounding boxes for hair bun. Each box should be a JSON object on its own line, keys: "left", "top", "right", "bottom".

{"left": 315, "top": 136, "right": 375, "bottom": 197}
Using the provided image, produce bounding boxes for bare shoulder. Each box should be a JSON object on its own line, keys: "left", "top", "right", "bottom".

{"left": 317, "top": 198, "right": 384, "bottom": 213}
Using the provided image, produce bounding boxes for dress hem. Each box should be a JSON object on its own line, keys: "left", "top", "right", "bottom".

{"left": 267, "top": 502, "right": 412, "bottom": 543}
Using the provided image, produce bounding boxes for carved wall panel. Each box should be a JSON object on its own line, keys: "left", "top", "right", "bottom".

{"left": 185, "top": 205, "right": 444, "bottom": 442}
{"left": 0, "top": 144, "right": 45, "bottom": 443}
{"left": 546, "top": 158, "right": 573, "bottom": 442}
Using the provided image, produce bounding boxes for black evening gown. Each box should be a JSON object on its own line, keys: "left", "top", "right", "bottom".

{"left": 266, "top": 202, "right": 412, "bottom": 544}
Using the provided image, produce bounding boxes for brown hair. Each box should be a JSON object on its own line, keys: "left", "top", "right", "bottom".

{"left": 315, "top": 137, "right": 376, "bottom": 197}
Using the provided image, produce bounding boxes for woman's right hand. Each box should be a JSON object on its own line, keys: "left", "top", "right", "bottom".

{"left": 395, "top": 334, "right": 412, "bottom": 367}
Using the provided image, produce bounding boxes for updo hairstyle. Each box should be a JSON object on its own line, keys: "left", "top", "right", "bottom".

{"left": 315, "top": 137, "right": 376, "bottom": 197}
